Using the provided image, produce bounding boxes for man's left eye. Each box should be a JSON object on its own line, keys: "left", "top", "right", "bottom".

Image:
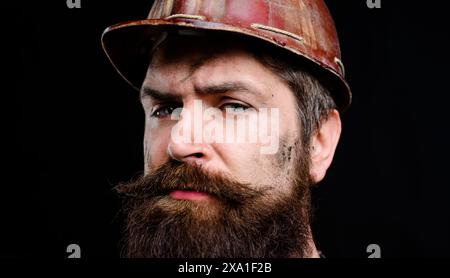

{"left": 221, "top": 103, "right": 250, "bottom": 113}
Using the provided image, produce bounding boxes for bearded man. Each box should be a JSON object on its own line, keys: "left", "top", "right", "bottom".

{"left": 102, "top": 0, "right": 351, "bottom": 258}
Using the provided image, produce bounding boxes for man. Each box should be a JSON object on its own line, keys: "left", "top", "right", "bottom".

{"left": 102, "top": 0, "right": 351, "bottom": 258}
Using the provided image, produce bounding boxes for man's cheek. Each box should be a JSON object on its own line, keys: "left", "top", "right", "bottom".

{"left": 221, "top": 144, "right": 271, "bottom": 182}
{"left": 144, "top": 137, "right": 171, "bottom": 170}
{"left": 258, "top": 108, "right": 280, "bottom": 155}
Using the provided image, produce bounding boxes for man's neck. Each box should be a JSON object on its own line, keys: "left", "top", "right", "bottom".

{"left": 289, "top": 237, "right": 320, "bottom": 258}
{"left": 308, "top": 239, "right": 320, "bottom": 258}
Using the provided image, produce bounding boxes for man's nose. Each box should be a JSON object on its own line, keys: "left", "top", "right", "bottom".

{"left": 167, "top": 100, "right": 213, "bottom": 164}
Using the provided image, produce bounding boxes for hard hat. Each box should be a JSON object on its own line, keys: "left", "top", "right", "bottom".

{"left": 102, "top": 0, "right": 352, "bottom": 111}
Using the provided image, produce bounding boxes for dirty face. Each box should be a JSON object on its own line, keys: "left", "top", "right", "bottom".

{"left": 142, "top": 35, "right": 303, "bottom": 194}
{"left": 116, "top": 34, "right": 315, "bottom": 258}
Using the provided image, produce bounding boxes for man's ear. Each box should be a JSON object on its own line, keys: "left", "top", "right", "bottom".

{"left": 309, "top": 109, "right": 342, "bottom": 183}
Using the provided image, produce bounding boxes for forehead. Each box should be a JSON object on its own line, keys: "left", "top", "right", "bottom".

{"left": 141, "top": 33, "right": 301, "bottom": 138}
{"left": 144, "top": 34, "right": 284, "bottom": 94}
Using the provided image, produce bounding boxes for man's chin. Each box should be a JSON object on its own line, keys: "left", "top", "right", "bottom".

{"left": 116, "top": 158, "right": 313, "bottom": 258}
{"left": 121, "top": 193, "right": 311, "bottom": 258}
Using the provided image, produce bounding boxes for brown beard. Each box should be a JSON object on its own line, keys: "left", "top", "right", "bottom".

{"left": 115, "top": 145, "right": 313, "bottom": 258}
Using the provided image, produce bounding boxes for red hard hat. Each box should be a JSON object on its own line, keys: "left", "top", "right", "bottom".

{"left": 102, "top": 0, "right": 352, "bottom": 111}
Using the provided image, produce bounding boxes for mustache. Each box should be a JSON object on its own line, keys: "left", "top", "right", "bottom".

{"left": 115, "top": 160, "right": 266, "bottom": 204}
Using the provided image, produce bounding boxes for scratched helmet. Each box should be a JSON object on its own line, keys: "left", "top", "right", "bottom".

{"left": 102, "top": 0, "right": 352, "bottom": 111}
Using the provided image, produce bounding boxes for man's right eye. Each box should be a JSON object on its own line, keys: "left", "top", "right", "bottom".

{"left": 151, "top": 105, "right": 179, "bottom": 118}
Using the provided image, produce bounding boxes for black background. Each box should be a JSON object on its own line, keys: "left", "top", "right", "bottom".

{"left": 5, "top": 0, "right": 450, "bottom": 258}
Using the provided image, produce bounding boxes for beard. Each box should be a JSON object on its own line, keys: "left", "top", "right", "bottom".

{"left": 115, "top": 144, "right": 314, "bottom": 258}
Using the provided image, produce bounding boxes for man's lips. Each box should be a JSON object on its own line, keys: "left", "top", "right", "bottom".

{"left": 169, "top": 190, "right": 211, "bottom": 201}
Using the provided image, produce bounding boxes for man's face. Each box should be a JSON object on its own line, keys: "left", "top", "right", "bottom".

{"left": 116, "top": 35, "right": 314, "bottom": 257}
{"left": 142, "top": 37, "right": 302, "bottom": 193}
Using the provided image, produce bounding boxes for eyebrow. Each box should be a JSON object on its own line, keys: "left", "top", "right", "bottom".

{"left": 140, "top": 81, "right": 265, "bottom": 102}
{"left": 195, "top": 82, "right": 257, "bottom": 96}
{"left": 140, "top": 87, "right": 181, "bottom": 102}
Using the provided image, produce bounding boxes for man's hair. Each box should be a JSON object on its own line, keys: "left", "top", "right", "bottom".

{"left": 251, "top": 44, "right": 337, "bottom": 150}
